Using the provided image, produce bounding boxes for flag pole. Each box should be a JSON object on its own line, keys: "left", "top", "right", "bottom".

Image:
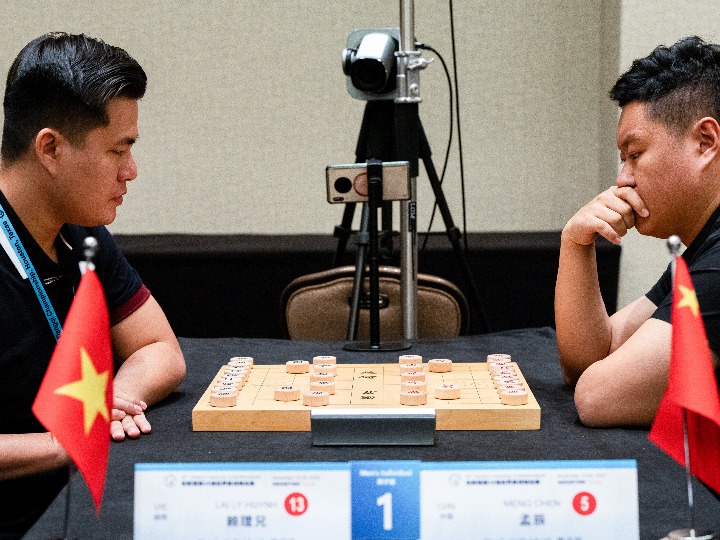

{"left": 55, "top": 237, "right": 99, "bottom": 539}
{"left": 667, "top": 236, "right": 698, "bottom": 539}
{"left": 664, "top": 236, "right": 717, "bottom": 540}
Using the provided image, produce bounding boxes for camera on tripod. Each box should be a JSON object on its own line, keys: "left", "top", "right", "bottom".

{"left": 342, "top": 27, "right": 401, "bottom": 101}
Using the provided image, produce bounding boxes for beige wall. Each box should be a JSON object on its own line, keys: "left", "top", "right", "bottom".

{"left": 0, "top": 1, "right": 716, "bottom": 306}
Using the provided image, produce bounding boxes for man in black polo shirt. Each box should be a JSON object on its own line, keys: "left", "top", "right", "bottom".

{"left": 555, "top": 36, "right": 720, "bottom": 427}
{"left": 0, "top": 33, "right": 186, "bottom": 538}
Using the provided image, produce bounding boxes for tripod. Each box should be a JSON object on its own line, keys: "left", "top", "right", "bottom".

{"left": 333, "top": 99, "right": 490, "bottom": 341}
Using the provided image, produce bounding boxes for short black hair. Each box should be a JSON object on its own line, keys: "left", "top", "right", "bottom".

{"left": 1, "top": 32, "right": 147, "bottom": 163}
{"left": 610, "top": 36, "right": 720, "bottom": 135}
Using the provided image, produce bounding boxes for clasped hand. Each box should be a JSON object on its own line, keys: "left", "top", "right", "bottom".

{"left": 563, "top": 185, "right": 649, "bottom": 246}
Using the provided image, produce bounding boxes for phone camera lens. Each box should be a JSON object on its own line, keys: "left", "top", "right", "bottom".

{"left": 334, "top": 176, "right": 352, "bottom": 194}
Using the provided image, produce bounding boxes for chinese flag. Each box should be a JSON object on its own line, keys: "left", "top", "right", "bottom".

{"left": 32, "top": 269, "right": 113, "bottom": 512}
{"left": 649, "top": 256, "right": 720, "bottom": 496}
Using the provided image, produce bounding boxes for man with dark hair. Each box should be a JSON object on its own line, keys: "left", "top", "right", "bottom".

{"left": 555, "top": 36, "right": 720, "bottom": 428}
{"left": 0, "top": 33, "right": 186, "bottom": 538}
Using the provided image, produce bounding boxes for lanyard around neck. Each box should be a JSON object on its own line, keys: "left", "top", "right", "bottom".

{"left": 0, "top": 201, "right": 62, "bottom": 340}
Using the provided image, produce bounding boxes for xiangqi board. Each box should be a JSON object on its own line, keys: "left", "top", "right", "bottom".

{"left": 192, "top": 359, "right": 541, "bottom": 431}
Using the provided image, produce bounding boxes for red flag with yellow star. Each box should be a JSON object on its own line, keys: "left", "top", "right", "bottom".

{"left": 649, "top": 256, "right": 720, "bottom": 495}
{"left": 32, "top": 269, "right": 112, "bottom": 511}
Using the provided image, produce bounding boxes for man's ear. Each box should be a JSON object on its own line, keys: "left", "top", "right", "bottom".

{"left": 695, "top": 116, "right": 720, "bottom": 166}
{"left": 33, "top": 128, "right": 65, "bottom": 175}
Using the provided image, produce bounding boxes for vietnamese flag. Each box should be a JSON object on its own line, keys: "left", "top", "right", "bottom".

{"left": 32, "top": 269, "right": 113, "bottom": 511}
{"left": 649, "top": 256, "right": 720, "bottom": 496}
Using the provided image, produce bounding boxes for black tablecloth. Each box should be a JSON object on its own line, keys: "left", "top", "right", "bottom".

{"left": 24, "top": 328, "right": 719, "bottom": 539}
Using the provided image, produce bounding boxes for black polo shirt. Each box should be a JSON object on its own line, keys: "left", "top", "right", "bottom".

{"left": 646, "top": 205, "right": 720, "bottom": 356}
{"left": 0, "top": 189, "right": 149, "bottom": 538}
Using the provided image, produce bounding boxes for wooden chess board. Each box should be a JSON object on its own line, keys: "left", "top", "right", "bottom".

{"left": 192, "top": 361, "right": 541, "bottom": 431}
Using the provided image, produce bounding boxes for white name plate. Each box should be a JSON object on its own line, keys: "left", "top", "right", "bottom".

{"left": 134, "top": 462, "right": 351, "bottom": 540}
{"left": 134, "top": 460, "right": 638, "bottom": 539}
{"left": 420, "top": 460, "right": 639, "bottom": 540}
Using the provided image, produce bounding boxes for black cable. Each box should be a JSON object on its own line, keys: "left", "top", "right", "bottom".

{"left": 449, "top": 0, "right": 469, "bottom": 253}
{"left": 416, "top": 42, "right": 453, "bottom": 253}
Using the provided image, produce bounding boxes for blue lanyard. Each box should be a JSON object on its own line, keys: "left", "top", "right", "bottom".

{"left": 0, "top": 201, "right": 62, "bottom": 340}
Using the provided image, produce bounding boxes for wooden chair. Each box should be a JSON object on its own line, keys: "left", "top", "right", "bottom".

{"left": 280, "top": 265, "right": 469, "bottom": 341}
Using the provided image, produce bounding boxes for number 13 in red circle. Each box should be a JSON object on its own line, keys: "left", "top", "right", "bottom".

{"left": 284, "top": 492, "right": 308, "bottom": 516}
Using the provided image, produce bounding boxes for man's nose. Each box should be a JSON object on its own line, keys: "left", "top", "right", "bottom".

{"left": 616, "top": 163, "right": 635, "bottom": 188}
{"left": 120, "top": 154, "right": 138, "bottom": 182}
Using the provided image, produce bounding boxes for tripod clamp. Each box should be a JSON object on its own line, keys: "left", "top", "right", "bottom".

{"left": 395, "top": 49, "right": 433, "bottom": 104}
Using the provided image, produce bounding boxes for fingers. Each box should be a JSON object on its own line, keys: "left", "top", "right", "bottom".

{"left": 614, "top": 185, "right": 649, "bottom": 219}
{"left": 564, "top": 186, "right": 649, "bottom": 246}
{"left": 110, "top": 411, "right": 152, "bottom": 442}
{"left": 113, "top": 389, "right": 147, "bottom": 417}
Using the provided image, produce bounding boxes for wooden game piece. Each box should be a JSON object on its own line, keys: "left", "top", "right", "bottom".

{"left": 400, "top": 390, "right": 427, "bottom": 406}
{"left": 228, "top": 357, "right": 254, "bottom": 368}
{"left": 487, "top": 353, "right": 512, "bottom": 363}
{"left": 499, "top": 389, "right": 528, "bottom": 405}
{"left": 314, "top": 363, "right": 337, "bottom": 375}
{"left": 214, "top": 378, "right": 241, "bottom": 390}
{"left": 221, "top": 368, "right": 249, "bottom": 384}
{"left": 401, "top": 371, "right": 425, "bottom": 382}
{"left": 496, "top": 382, "right": 524, "bottom": 392}
{"left": 489, "top": 364, "right": 516, "bottom": 376}
{"left": 399, "top": 354, "right": 422, "bottom": 364}
{"left": 303, "top": 391, "right": 330, "bottom": 406}
{"left": 209, "top": 389, "right": 238, "bottom": 407}
{"left": 434, "top": 384, "right": 461, "bottom": 400}
{"left": 490, "top": 370, "right": 517, "bottom": 380}
{"left": 487, "top": 362, "right": 512, "bottom": 370}
{"left": 313, "top": 355, "right": 336, "bottom": 365}
{"left": 428, "top": 359, "right": 453, "bottom": 373}
{"left": 310, "top": 380, "right": 336, "bottom": 394}
{"left": 223, "top": 366, "right": 248, "bottom": 376}
{"left": 218, "top": 373, "right": 243, "bottom": 383}
{"left": 401, "top": 380, "right": 427, "bottom": 392}
{"left": 310, "top": 372, "right": 334, "bottom": 383}
{"left": 493, "top": 375, "right": 521, "bottom": 387}
{"left": 274, "top": 386, "right": 301, "bottom": 402}
{"left": 286, "top": 360, "right": 310, "bottom": 374}
{"left": 399, "top": 363, "right": 422, "bottom": 374}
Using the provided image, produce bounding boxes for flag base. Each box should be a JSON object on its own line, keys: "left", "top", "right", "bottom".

{"left": 662, "top": 528, "right": 718, "bottom": 540}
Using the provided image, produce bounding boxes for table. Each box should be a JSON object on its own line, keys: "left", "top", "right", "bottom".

{"left": 24, "top": 328, "right": 720, "bottom": 539}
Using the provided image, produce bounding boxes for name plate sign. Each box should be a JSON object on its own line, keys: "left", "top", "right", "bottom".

{"left": 134, "top": 460, "right": 638, "bottom": 540}
{"left": 134, "top": 462, "right": 351, "bottom": 540}
{"left": 419, "top": 460, "right": 639, "bottom": 540}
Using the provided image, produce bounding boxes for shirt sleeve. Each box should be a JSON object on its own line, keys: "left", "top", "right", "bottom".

{"left": 87, "top": 226, "right": 149, "bottom": 325}
{"left": 648, "top": 254, "right": 720, "bottom": 356}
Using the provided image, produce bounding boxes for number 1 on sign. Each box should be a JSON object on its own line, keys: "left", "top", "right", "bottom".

{"left": 377, "top": 492, "right": 392, "bottom": 530}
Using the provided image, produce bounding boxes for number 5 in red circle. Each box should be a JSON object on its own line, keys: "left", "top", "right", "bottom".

{"left": 285, "top": 492, "right": 309, "bottom": 516}
{"left": 572, "top": 491, "right": 597, "bottom": 516}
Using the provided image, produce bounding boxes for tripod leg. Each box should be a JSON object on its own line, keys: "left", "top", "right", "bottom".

{"left": 418, "top": 122, "right": 491, "bottom": 333}
{"left": 366, "top": 160, "right": 383, "bottom": 348}
{"left": 333, "top": 202, "right": 356, "bottom": 267}
{"left": 346, "top": 203, "right": 370, "bottom": 341}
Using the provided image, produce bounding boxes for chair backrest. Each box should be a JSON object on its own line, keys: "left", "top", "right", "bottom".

{"left": 280, "top": 265, "right": 470, "bottom": 341}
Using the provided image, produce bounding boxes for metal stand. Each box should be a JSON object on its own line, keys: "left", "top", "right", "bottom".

{"left": 344, "top": 159, "right": 410, "bottom": 352}
{"left": 333, "top": 100, "right": 490, "bottom": 339}
{"left": 334, "top": 0, "right": 490, "bottom": 345}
